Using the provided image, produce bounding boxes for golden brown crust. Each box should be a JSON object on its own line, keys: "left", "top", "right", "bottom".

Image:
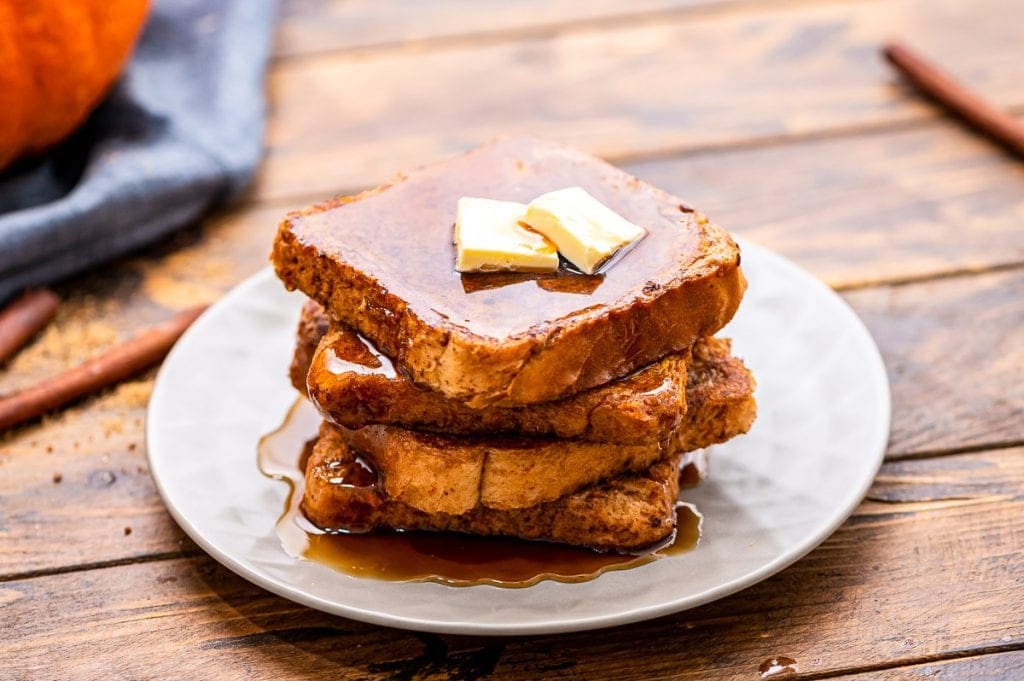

{"left": 677, "top": 337, "right": 758, "bottom": 451}
{"left": 271, "top": 136, "right": 746, "bottom": 407}
{"left": 303, "top": 423, "right": 684, "bottom": 551}
{"left": 288, "top": 299, "right": 330, "bottom": 395}
{"left": 301, "top": 338, "right": 757, "bottom": 548}
{"left": 330, "top": 336, "right": 754, "bottom": 515}
{"left": 344, "top": 424, "right": 673, "bottom": 514}
{"left": 294, "top": 301, "right": 688, "bottom": 444}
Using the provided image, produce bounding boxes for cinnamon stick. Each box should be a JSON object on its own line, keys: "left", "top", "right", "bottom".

{"left": 0, "top": 305, "right": 207, "bottom": 431}
{"left": 883, "top": 42, "right": 1024, "bottom": 157}
{"left": 0, "top": 289, "right": 60, "bottom": 365}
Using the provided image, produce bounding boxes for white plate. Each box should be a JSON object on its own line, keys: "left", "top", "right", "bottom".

{"left": 147, "top": 239, "right": 890, "bottom": 635}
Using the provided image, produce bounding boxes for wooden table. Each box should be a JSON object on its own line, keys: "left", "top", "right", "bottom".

{"left": 3, "top": 1, "right": 1023, "bottom": 678}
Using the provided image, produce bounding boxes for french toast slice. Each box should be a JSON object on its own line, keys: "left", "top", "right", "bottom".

{"left": 273, "top": 136, "right": 745, "bottom": 408}
{"left": 293, "top": 300, "right": 688, "bottom": 445}
{"left": 341, "top": 425, "right": 674, "bottom": 514}
{"left": 299, "top": 337, "right": 757, "bottom": 522}
{"left": 304, "top": 424, "right": 686, "bottom": 551}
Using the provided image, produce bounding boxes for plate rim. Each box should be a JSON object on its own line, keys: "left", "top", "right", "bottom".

{"left": 147, "top": 238, "right": 891, "bottom": 635}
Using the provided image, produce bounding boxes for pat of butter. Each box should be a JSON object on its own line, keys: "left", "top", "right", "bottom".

{"left": 455, "top": 197, "right": 559, "bottom": 273}
{"left": 523, "top": 187, "right": 646, "bottom": 274}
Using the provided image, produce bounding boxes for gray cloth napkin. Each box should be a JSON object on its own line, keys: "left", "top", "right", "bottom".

{"left": 0, "top": 0, "right": 276, "bottom": 303}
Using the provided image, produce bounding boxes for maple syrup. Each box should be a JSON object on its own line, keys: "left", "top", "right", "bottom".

{"left": 759, "top": 656, "right": 798, "bottom": 679}
{"left": 259, "top": 399, "right": 703, "bottom": 587}
{"left": 287, "top": 137, "right": 710, "bottom": 342}
{"left": 678, "top": 448, "right": 708, "bottom": 488}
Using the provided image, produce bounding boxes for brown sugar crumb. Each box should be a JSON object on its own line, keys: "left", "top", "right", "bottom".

{"left": 140, "top": 250, "right": 234, "bottom": 310}
{"left": 101, "top": 380, "right": 153, "bottom": 410}
{"left": 52, "top": 473, "right": 63, "bottom": 484}
{"left": 5, "top": 299, "right": 117, "bottom": 378}
{"left": 102, "top": 418, "right": 125, "bottom": 437}
{"left": 0, "top": 296, "right": 121, "bottom": 396}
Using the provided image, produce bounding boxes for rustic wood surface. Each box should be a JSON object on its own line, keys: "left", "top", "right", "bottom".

{"left": 4, "top": 450, "right": 1023, "bottom": 679}
{"left": 259, "top": 0, "right": 1024, "bottom": 201}
{"left": 2, "top": 0, "right": 1023, "bottom": 678}
{"left": 830, "top": 651, "right": 1024, "bottom": 680}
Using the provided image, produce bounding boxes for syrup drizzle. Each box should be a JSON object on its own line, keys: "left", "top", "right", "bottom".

{"left": 259, "top": 398, "right": 704, "bottom": 587}
{"left": 759, "top": 657, "right": 799, "bottom": 679}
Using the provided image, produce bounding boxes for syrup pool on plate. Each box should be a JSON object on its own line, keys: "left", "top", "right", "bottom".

{"left": 259, "top": 398, "right": 704, "bottom": 587}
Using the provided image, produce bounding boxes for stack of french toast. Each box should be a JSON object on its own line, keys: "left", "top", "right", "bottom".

{"left": 273, "top": 137, "right": 756, "bottom": 552}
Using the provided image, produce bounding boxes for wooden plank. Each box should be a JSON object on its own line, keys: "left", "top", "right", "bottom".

{"left": 232, "top": 119, "right": 1024, "bottom": 292}
{"left": 627, "top": 123, "right": 1024, "bottom": 289}
{"left": 829, "top": 650, "right": 1024, "bottom": 680}
{"left": 276, "top": 0, "right": 729, "bottom": 57}
{"left": 226, "top": 119, "right": 1024, "bottom": 292}
{"left": 3, "top": 449, "right": 1023, "bottom": 679}
{"left": 1, "top": 557, "right": 423, "bottom": 680}
{"left": 257, "top": 0, "right": 1024, "bottom": 202}
{"left": 0, "top": 207, "right": 284, "bottom": 396}
{"left": 163, "top": 120, "right": 1024, "bottom": 294}
{"left": 843, "top": 268, "right": 1024, "bottom": 457}
{"left": 1, "top": 226, "right": 1020, "bottom": 574}
{"left": 0, "top": 382, "right": 192, "bottom": 578}
{"left": 0, "top": 209, "right": 284, "bottom": 577}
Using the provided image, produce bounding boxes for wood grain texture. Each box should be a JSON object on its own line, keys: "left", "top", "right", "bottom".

{"left": 1, "top": 227, "right": 1019, "bottom": 575}
{"left": 0, "top": 386, "right": 192, "bottom": 578}
{"left": 830, "top": 650, "right": 1024, "bottom": 680}
{"left": 258, "top": 0, "right": 1024, "bottom": 202}
{"left": 3, "top": 449, "right": 1022, "bottom": 680}
{"left": 4, "top": 2, "right": 1022, "bottom": 676}
{"left": 844, "top": 268, "right": 1024, "bottom": 457}
{"left": 277, "top": 0, "right": 728, "bottom": 57}
{"left": 0, "top": 213, "right": 284, "bottom": 576}
{"left": 628, "top": 123, "right": 1024, "bottom": 289}
{"left": 0, "top": 210, "right": 279, "bottom": 397}
{"left": 225, "top": 117, "right": 1024, "bottom": 292}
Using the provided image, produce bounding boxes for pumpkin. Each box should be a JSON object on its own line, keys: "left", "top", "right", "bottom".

{"left": 0, "top": 0, "right": 149, "bottom": 171}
